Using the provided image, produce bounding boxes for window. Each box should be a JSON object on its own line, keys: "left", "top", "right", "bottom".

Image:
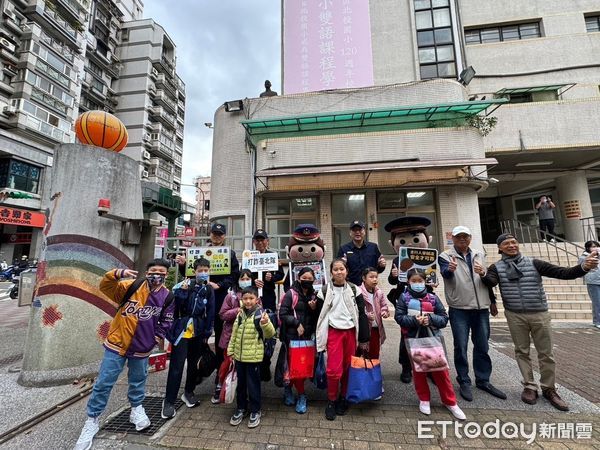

{"left": 465, "top": 21, "right": 541, "bottom": 45}
{"left": 264, "top": 197, "right": 319, "bottom": 257}
{"left": 414, "top": 0, "right": 457, "bottom": 80}
{"left": 513, "top": 193, "right": 560, "bottom": 235}
{"left": 0, "top": 160, "right": 41, "bottom": 193}
{"left": 376, "top": 190, "right": 438, "bottom": 255}
{"left": 585, "top": 15, "right": 600, "bottom": 33}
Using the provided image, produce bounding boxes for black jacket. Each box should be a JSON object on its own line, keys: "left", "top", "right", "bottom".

{"left": 279, "top": 282, "right": 320, "bottom": 342}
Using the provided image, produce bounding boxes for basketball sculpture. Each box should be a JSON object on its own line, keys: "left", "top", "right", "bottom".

{"left": 74, "top": 110, "right": 128, "bottom": 152}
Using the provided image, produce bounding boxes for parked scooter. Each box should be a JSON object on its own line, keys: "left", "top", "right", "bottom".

{"left": 0, "top": 265, "right": 16, "bottom": 282}
{"left": 9, "top": 267, "right": 36, "bottom": 300}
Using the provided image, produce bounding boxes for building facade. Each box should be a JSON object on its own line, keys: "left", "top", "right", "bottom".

{"left": 209, "top": 0, "right": 600, "bottom": 261}
{"left": 0, "top": 0, "right": 185, "bottom": 262}
{"left": 193, "top": 175, "right": 210, "bottom": 235}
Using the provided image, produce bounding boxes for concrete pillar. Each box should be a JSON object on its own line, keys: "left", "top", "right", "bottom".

{"left": 19, "top": 144, "right": 144, "bottom": 387}
{"left": 437, "top": 186, "right": 484, "bottom": 251}
{"left": 555, "top": 170, "right": 592, "bottom": 243}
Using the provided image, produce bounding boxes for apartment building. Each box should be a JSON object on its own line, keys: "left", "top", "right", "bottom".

{"left": 209, "top": 0, "right": 600, "bottom": 260}
{"left": 193, "top": 175, "right": 210, "bottom": 235}
{"left": 0, "top": 0, "right": 185, "bottom": 261}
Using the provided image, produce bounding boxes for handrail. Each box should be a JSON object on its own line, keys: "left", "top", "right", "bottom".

{"left": 580, "top": 215, "right": 600, "bottom": 243}
{"left": 500, "top": 219, "right": 584, "bottom": 266}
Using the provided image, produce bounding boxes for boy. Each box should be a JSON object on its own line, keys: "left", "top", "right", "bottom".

{"left": 227, "top": 287, "right": 275, "bottom": 428}
{"left": 74, "top": 259, "right": 174, "bottom": 450}
{"left": 162, "top": 258, "right": 215, "bottom": 418}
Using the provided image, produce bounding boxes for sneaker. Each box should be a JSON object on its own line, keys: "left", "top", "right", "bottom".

{"left": 229, "top": 409, "right": 245, "bottom": 426}
{"left": 248, "top": 411, "right": 261, "bottom": 428}
{"left": 325, "top": 400, "right": 336, "bottom": 421}
{"left": 295, "top": 394, "right": 307, "bottom": 414}
{"left": 283, "top": 385, "right": 295, "bottom": 406}
{"left": 419, "top": 401, "right": 431, "bottom": 415}
{"left": 542, "top": 388, "right": 569, "bottom": 412}
{"left": 182, "top": 391, "right": 200, "bottom": 408}
{"left": 74, "top": 417, "right": 99, "bottom": 450}
{"left": 335, "top": 397, "right": 348, "bottom": 416}
{"left": 129, "top": 405, "right": 151, "bottom": 431}
{"left": 211, "top": 385, "right": 221, "bottom": 404}
{"left": 161, "top": 400, "right": 176, "bottom": 419}
{"left": 595, "top": 324, "right": 600, "bottom": 329}
{"left": 445, "top": 404, "right": 466, "bottom": 420}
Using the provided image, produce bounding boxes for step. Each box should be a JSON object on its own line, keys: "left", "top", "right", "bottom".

{"left": 493, "top": 309, "right": 592, "bottom": 320}
{"left": 495, "top": 301, "right": 591, "bottom": 311}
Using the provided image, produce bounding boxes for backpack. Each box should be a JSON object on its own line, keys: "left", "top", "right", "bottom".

{"left": 119, "top": 277, "right": 174, "bottom": 323}
{"left": 237, "top": 307, "right": 269, "bottom": 342}
{"left": 277, "top": 288, "right": 300, "bottom": 327}
{"left": 321, "top": 282, "right": 357, "bottom": 299}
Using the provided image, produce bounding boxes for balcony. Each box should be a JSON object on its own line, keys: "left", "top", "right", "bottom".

{"left": 55, "top": 0, "right": 86, "bottom": 23}
{"left": 43, "top": 6, "right": 79, "bottom": 45}
{"left": 177, "top": 100, "right": 185, "bottom": 112}
{"left": 142, "top": 184, "right": 182, "bottom": 214}
{"left": 155, "top": 89, "right": 177, "bottom": 112}
{"left": 146, "top": 121, "right": 160, "bottom": 133}
{"left": 155, "top": 73, "right": 177, "bottom": 97}
{"left": 148, "top": 105, "right": 176, "bottom": 128}
{"left": 176, "top": 75, "right": 185, "bottom": 94}
{"left": 4, "top": 16, "right": 22, "bottom": 35}
{"left": 149, "top": 138, "right": 174, "bottom": 161}
{"left": 40, "top": 30, "right": 76, "bottom": 63}
{"left": 31, "top": 86, "right": 69, "bottom": 115}
{"left": 15, "top": 109, "right": 73, "bottom": 143}
{"left": 34, "top": 58, "right": 74, "bottom": 91}
{"left": 176, "top": 124, "right": 183, "bottom": 139}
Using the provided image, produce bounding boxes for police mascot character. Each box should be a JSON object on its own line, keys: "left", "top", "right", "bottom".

{"left": 384, "top": 216, "right": 434, "bottom": 384}
{"left": 282, "top": 224, "right": 326, "bottom": 291}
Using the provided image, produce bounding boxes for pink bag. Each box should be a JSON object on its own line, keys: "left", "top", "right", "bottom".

{"left": 406, "top": 327, "right": 449, "bottom": 373}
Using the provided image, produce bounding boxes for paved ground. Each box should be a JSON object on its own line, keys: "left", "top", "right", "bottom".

{"left": 1, "top": 304, "right": 599, "bottom": 449}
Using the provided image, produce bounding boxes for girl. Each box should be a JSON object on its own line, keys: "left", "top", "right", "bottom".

{"left": 395, "top": 269, "right": 466, "bottom": 420}
{"left": 279, "top": 267, "right": 320, "bottom": 414}
{"left": 579, "top": 240, "right": 600, "bottom": 328}
{"left": 359, "top": 267, "right": 389, "bottom": 360}
{"left": 316, "top": 258, "right": 370, "bottom": 421}
{"left": 213, "top": 269, "right": 254, "bottom": 404}
{"left": 227, "top": 287, "right": 275, "bottom": 428}
{"left": 162, "top": 258, "right": 215, "bottom": 419}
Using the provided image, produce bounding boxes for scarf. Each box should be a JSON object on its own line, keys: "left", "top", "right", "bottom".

{"left": 501, "top": 253, "right": 524, "bottom": 281}
{"left": 406, "top": 285, "right": 427, "bottom": 298}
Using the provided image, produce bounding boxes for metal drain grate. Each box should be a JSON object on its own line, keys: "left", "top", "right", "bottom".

{"left": 101, "top": 395, "right": 184, "bottom": 435}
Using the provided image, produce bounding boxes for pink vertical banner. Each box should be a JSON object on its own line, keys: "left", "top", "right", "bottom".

{"left": 283, "top": 0, "right": 374, "bottom": 94}
{"left": 158, "top": 227, "right": 168, "bottom": 247}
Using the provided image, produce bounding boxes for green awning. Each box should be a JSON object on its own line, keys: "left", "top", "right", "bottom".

{"left": 241, "top": 99, "right": 507, "bottom": 144}
{"left": 495, "top": 84, "right": 574, "bottom": 95}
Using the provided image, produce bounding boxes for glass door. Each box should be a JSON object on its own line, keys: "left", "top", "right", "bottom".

{"left": 331, "top": 193, "right": 366, "bottom": 254}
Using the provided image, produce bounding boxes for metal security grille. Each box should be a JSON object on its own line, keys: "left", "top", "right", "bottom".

{"left": 101, "top": 396, "right": 183, "bottom": 435}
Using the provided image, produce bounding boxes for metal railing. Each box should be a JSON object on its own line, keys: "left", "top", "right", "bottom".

{"left": 500, "top": 219, "right": 584, "bottom": 266}
{"left": 580, "top": 215, "right": 600, "bottom": 243}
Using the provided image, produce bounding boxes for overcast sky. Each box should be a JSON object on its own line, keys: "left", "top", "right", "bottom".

{"left": 142, "top": 1, "right": 281, "bottom": 204}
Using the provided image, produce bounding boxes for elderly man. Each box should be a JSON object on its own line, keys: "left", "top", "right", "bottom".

{"left": 482, "top": 233, "right": 598, "bottom": 411}
{"left": 439, "top": 226, "right": 506, "bottom": 401}
{"left": 337, "top": 220, "right": 386, "bottom": 286}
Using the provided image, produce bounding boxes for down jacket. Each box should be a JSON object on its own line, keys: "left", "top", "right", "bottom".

{"left": 358, "top": 283, "right": 389, "bottom": 345}
{"left": 218, "top": 290, "right": 242, "bottom": 350}
{"left": 227, "top": 305, "right": 275, "bottom": 363}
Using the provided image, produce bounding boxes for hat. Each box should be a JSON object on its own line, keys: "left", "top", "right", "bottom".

{"left": 384, "top": 216, "right": 431, "bottom": 234}
{"left": 452, "top": 226, "right": 472, "bottom": 236}
{"left": 349, "top": 220, "right": 365, "bottom": 229}
{"left": 292, "top": 224, "right": 320, "bottom": 242}
{"left": 252, "top": 229, "right": 268, "bottom": 239}
{"left": 496, "top": 233, "right": 516, "bottom": 246}
{"left": 211, "top": 223, "right": 226, "bottom": 234}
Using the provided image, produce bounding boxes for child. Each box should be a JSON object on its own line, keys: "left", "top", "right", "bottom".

{"left": 74, "top": 259, "right": 174, "bottom": 450}
{"left": 213, "top": 269, "right": 253, "bottom": 404}
{"left": 279, "top": 266, "right": 320, "bottom": 413}
{"left": 162, "top": 258, "right": 215, "bottom": 419}
{"left": 359, "top": 267, "right": 390, "bottom": 360}
{"left": 316, "top": 258, "right": 370, "bottom": 421}
{"left": 227, "top": 287, "right": 275, "bottom": 428}
{"left": 395, "top": 269, "right": 466, "bottom": 420}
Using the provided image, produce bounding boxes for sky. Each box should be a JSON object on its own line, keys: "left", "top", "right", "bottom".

{"left": 142, "top": 1, "right": 281, "bottom": 204}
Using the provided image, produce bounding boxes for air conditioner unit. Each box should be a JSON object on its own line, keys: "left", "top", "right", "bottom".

{"left": 142, "top": 170, "right": 149, "bottom": 178}
{"left": 3, "top": 105, "right": 17, "bottom": 115}
{"left": 142, "top": 150, "right": 150, "bottom": 159}
{"left": 0, "top": 38, "right": 15, "bottom": 53}
{"left": 3, "top": 9, "right": 16, "bottom": 21}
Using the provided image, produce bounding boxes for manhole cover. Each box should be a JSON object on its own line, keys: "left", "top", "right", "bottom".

{"left": 101, "top": 395, "right": 183, "bottom": 435}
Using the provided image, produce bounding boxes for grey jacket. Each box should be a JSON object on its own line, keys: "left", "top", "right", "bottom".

{"left": 484, "top": 255, "right": 587, "bottom": 313}
{"left": 439, "top": 247, "right": 491, "bottom": 310}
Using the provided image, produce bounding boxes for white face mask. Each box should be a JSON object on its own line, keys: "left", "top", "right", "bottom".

{"left": 410, "top": 282, "right": 426, "bottom": 293}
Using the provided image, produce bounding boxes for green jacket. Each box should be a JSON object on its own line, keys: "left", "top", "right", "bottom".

{"left": 227, "top": 306, "right": 275, "bottom": 363}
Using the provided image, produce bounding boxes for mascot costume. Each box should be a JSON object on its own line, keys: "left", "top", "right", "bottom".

{"left": 283, "top": 224, "right": 326, "bottom": 291}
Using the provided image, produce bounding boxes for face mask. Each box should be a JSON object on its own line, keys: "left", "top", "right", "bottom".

{"left": 239, "top": 279, "right": 252, "bottom": 289}
{"left": 146, "top": 274, "right": 165, "bottom": 287}
{"left": 410, "top": 282, "right": 426, "bottom": 293}
{"left": 196, "top": 272, "right": 209, "bottom": 284}
{"left": 300, "top": 280, "right": 313, "bottom": 290}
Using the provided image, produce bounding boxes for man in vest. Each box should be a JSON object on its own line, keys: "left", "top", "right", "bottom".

{"left": 482, "top": 233, "right": 598, "bottom": 411}
{"left": 439, "top": 226, "right": 506, "bottom": 402}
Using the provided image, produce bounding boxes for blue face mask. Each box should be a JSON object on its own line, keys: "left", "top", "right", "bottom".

{"left": 239, "top": 279, "right": 252, "bottom": 289}
{"left": 410, "top": 282, "right": 426, "bottom": 293}
{"left": 196, "top": 272, "right": 210, "bottom": 284}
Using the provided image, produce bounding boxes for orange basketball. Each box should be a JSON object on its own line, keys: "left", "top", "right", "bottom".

{"left": 75, "top": 111, "right": 128, "bottom": 152}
